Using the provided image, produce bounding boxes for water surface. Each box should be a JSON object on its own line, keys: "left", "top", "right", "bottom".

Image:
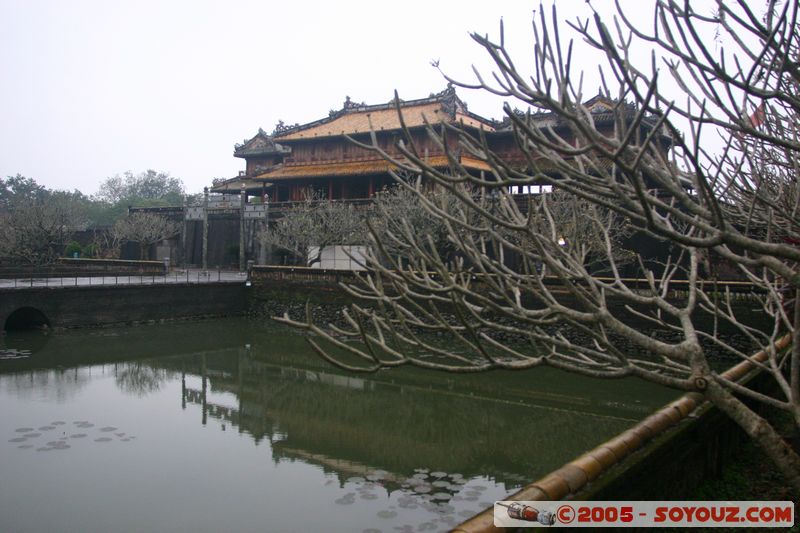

{"left": 0, "top": 318, "right": 676, "bottom": 532}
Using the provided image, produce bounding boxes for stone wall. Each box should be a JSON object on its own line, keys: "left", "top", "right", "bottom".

{"left": 0, "top": 283, "right": 246, "bottom": 330}
{"left": 0, "top": 258, "right": 165, "bottom": 279}
{"left": 248, "top": 268, "right": 354, "bottom": 326}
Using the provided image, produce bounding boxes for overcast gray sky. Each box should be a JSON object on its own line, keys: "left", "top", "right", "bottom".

{"left": 0, "top": 1, "right": 657, "bottom": 195}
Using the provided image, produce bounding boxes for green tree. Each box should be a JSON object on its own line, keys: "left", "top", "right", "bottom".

{"left": 96, "top": 170, "right": 185, "bottom": 207}
{"left": 0, "top": 174, "right": 47, "bottom": 209}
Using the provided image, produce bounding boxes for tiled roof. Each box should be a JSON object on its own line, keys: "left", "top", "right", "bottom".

{"left": 210, "top": 176, "right": 269, "bottom": 193}
{"left": 253, "top": 155, "right": 491, "bottom": 181}
{"left": 233, "top": 129, "right": 291, "bottom": 158}
{"left": 275, "top": 105, "right": 493, "bottom": 140}
{"left": 271, "top": 86, "right": 495, "bottom": 141}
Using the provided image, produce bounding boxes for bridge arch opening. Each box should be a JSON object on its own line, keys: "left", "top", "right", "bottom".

{"left": 4, "top": 307, "right": 51, "bottom": 332}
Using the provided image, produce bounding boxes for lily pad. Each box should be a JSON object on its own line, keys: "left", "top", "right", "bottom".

{"left": 334, "top": 493, "right": 356, "bottom": 505}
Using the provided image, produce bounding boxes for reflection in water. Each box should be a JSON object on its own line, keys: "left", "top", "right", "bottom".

{"left": 0, "top": 318, "right": 676, "bottom": 532}
{"left": 168, "top": 344, "right": 642, "bottom": 486}
{"left": 1, "top": 367, "right": 93, "bottom": 402}
{"left": 114, "top": 363, "right": 175, "bottom": 397}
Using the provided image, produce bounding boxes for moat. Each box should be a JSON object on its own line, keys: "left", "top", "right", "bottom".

{"left": 0, "top": 317, "right": 676, "bottom": 532}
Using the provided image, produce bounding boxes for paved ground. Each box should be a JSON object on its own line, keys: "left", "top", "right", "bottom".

{"left": 0, "top": 269, "right": 248, "bottom": 290}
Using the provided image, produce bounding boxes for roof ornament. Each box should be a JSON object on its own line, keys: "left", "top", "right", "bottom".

{"left": 329, "top": 96, "right": 366, "bottom": 118}
{"left": 273, "top": 120, "right": 299, "bottom": 135}
{"left": 437, "top": 82, "right": 459, "bottom": 118}
{"left": 343, "top": 95, "right": 365, "bottom": 111}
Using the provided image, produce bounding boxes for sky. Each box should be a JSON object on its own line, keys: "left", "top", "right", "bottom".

{"left": 0, "top": 1, "right": 682, "bottom": 196}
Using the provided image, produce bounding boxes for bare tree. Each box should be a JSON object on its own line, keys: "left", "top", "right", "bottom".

{"left": 0, "top": 196, "right": 85, "bottom": 265}
{"left": 368, "top": 183, "right": 480, "bottom": 266}
{"left": 259, "top": 191, "right": 365, "bottom": 266}
{"left": 113, "top": 212, "right": 180, "bottom": 260}
{"left": 280, "top": 1, "right": 800, "bottom": 490}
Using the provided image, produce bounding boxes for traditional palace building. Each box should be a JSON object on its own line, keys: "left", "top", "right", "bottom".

{"left": 213, "top": 85, "right": 491, "bottom": 201}
{"left": 212, "top": 86, "right": 630, "bottom": 201}
{"left": 126, "top": 87, "right": 668, "bottom": 268}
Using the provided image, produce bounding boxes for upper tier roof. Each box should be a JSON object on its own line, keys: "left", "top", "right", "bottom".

{"left": 271, "top": 85, "right": 495, "bottom": 141}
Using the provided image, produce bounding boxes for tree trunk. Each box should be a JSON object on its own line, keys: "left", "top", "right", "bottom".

{"left": 705, "top": 379, "right": 800, "bottom": 495}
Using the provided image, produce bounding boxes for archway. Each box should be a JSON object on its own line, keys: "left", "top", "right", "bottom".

{"left": 3, "top": 307, "right": 51, "bottom": 331}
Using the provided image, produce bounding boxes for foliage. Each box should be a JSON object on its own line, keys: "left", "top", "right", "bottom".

{"left": 82, "top": 242, "right": 100, "bottom": 258}
{"left": 0, "top": 174, "right": 47, "bottom": 209}
{"left": 280, "top": 1, "right": 800, "bottom": 491}
{"left": 64, "top": 241, "right": 83, "bottom": 258}
{"left": 96, "top": 170, "right": 185, "bottom": 206}
{"left": 92, "top": 170, "right": 187, "bottom": 226}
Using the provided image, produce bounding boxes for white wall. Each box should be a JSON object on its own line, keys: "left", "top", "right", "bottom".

{"left": 307, "top": 245, "right": 367, "bottom": 271}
